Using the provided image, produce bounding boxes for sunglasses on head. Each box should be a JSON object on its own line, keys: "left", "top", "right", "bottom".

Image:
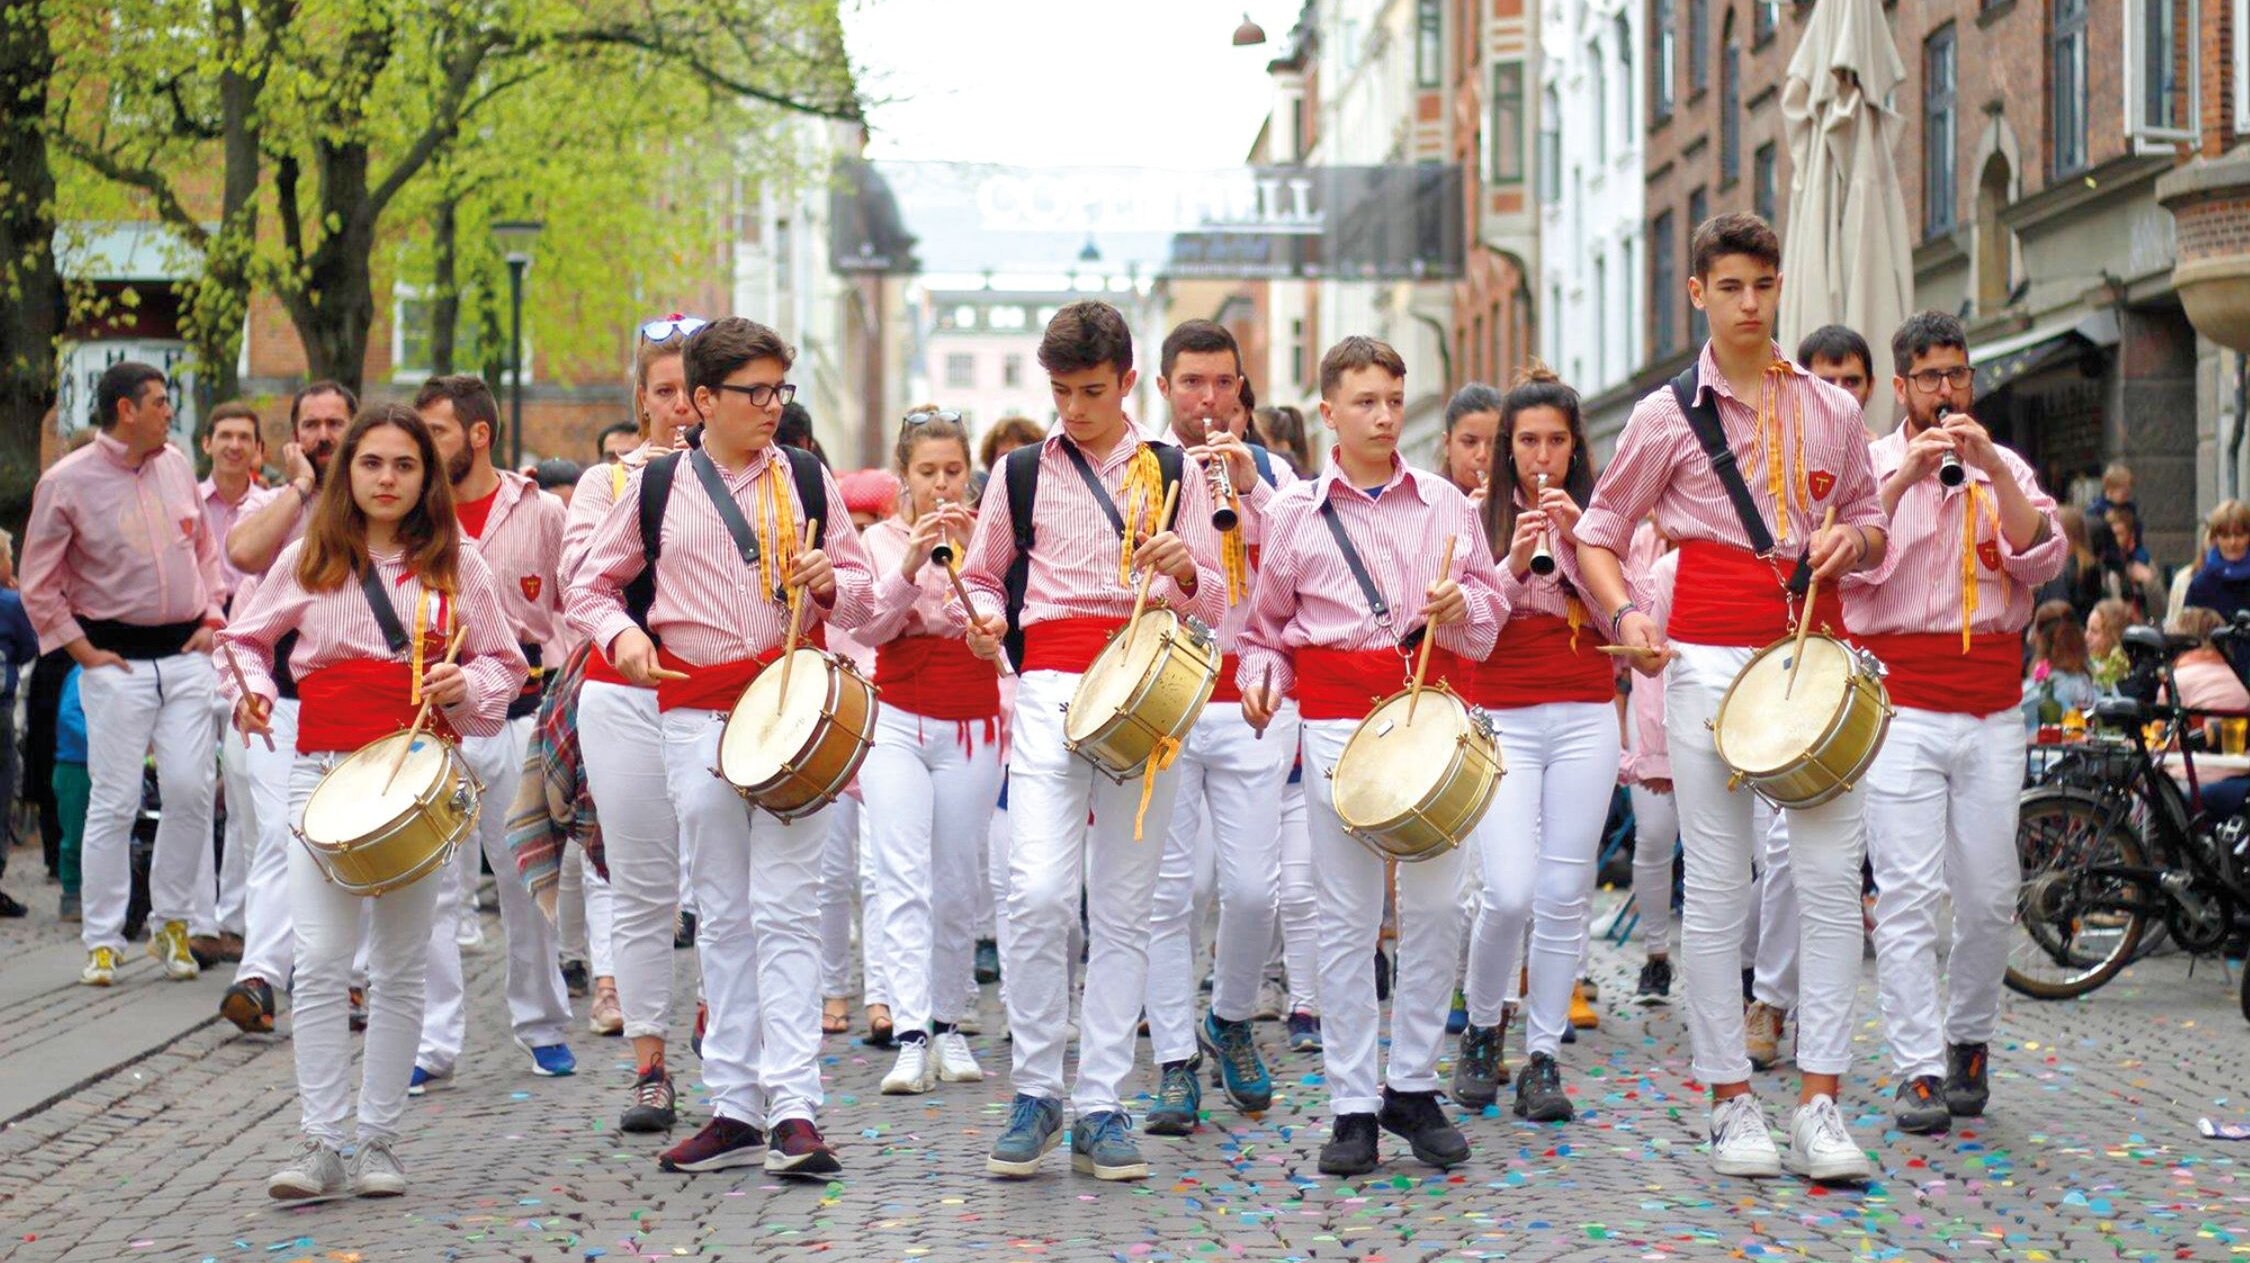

{"left": 640, "top": 314, "right": 708, "bottom": 343}
{"left": 905, "top": 409, "right": 962, "bottom": 426}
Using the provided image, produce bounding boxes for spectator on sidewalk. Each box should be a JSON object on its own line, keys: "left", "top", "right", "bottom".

{"left": 0, "top": 530, "right": 35, "bottom": 916}
{"left": 2087, "top": 463, "right": 2148, "bottom": 566}
{"left": 2021, "top": 601, "right": 2100, "bottom": 730}
{"left": 2100, "top": 504, "right": 2163, "bottom": 620}
{"left": 52, "top": 665, "right": 88, "bottom": 923}
{"left": 2034, "top": 506, "right": 2106, "bottom": 621}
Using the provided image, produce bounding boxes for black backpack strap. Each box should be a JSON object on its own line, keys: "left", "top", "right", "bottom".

{"left": 1669, "top": 364, "right": 1809, "bottom": 595}
{"left": 1153, "top": 442, "right": 1185, "bottom": 510}
{"left": 1001, "top": 443, "right": 1042, "bottom": 668}
{"left": 627, "top": 452, "right": 682, "bottom": 640}
{"left": 356, "top": 563, "right": 411, "bottom": 654}
{"left": 686, "top": 447, "right": 762, "bottom": 568}
{"left": 785, "top": 447, "right": 828, "bottom": 550}
{"left": 1248, "top": 442, "right": 1277, "bottom": 487}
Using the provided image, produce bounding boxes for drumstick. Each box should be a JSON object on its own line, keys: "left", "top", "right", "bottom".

{"left": 384, "top": 625, "right": 468, "bottom": 793}
{"left": 1596, "top": 644, "right": 1670, "bottom": 659}
{"left": 1784, "top": 506, "right": 1839, "bottom": 700}
{"left": 944, "top": 565, "right": 1015, "bottom": 676}
{"left": 777, "top": 519, "right": 819, "bottom": 711}
{"left": 646, "top": 666, "right": 692, "bottom": 682}
{"left": 1406, "top": 534, "right": 1458, "bottom": 725}
{"left": 217, "top": 642, "right": 276, "bottom": 752}
{"left": 1254, "top": 664, "right": 1274, "bottom": 741}
{"left": 1126, "top": 479, "right": 1183, "bottom": 658}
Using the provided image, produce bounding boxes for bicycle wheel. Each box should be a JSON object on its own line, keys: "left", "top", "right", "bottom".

{"left": 2007, "top": 789, "right": 2152, "bottom": 999}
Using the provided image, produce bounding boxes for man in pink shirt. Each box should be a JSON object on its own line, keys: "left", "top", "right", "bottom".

{"left": 22, "top": 361, "right": 226, "bottom": 986}
{"left": 198, "top": 401, "right": 268, "bottom": 967}
{"left": 1843, "top": 311, "right": 2064, "bottom": 1135}
{"left": 227, "top": 381, "right": 355, "bottom": 576}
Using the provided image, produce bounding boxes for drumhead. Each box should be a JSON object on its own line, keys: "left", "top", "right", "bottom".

{"left": 1717, "top": 636, "right": 1853, "bottom": 774}
{"left": 1063, "top": 612, "right": 1171, "bottom": 744}
{"left": 719, "top": 649, "right": 833, "bottom": 786}
{"left": 1333, "top": 690, "right": 1469, "bottom": 828}
{"left": 302, "top": 733, "right": 451, "bottom": 844}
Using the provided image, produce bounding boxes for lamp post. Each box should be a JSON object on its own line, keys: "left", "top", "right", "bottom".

{"left": 490, "top": 219, "right": 543, "bottom": 471}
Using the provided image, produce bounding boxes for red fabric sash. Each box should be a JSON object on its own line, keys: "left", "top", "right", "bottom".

{"left": 1294, "top": 645, "right": 1474, "bottom": 721}
{"left": 876, "top": 634, "right": 1001, "bottom": 720}
{"left": 582, "top": 649, "right": 633, "bottom": 688}
{"left": 1671, "top": 540, "right": 1847, "bottom": 648}
{"left": 294, "top": 660, "right": 455, "bottom": 754}
{"left": 1022, "top": 617, "right": 1127, "bottom": 675}
{"left": 656, "top": 646, "right": 779, "bottom": 713}
{"left": 1473, "top": 615, "right": 1617, "bottom": 709}
{"left": 1853, "top": 631, "right": 2023, "bottom": 716}
{"left": 1211, "top": 652, "right": 1247, "bottom": 704}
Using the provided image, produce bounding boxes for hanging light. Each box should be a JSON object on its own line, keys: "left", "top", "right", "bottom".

{"left": 1232, "top": 12, "right": 1267, "bottom": 45}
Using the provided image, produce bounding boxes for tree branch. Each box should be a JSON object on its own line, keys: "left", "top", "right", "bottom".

{"left": 546, "top": 26, "right": 861, "bottom": 121}
{"left": 50, "top": 135, "right": 209, "bottom": 249}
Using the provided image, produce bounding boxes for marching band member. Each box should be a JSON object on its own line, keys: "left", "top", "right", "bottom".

{"left": 1620, "top": 521, "right": 1681, "bottom": 1005}
{"left": 200, "top": 402, "right": 268, "bottom": 965}
{"left": 410, "top": 375, "right": 576, "bottom": 1092}
{"left": 1846, "top": 311, "right": 2062, "bottom": 1133}
{"left": 563, "top": 316, "right": 703, "bottom": 1131}
{"left": 1453, "top": 365, "right": 1623, "bottom": 1124}
{"left": 856, "top": 411, "right": 998, "bottom": 1093}
{"left": 24, "top": 361, "right": 226, "bottom": 986}
{"left": 1573, "top": 213, "right": 1888, "bottom": 1183}
{"left": 1237, "top": 336, "right": 1506, "bottom": 1177}
{"left": 957, "top": 300, "right": 1225, "bottom": 1182}
{"left": 1143, "top": 320, "right": 1298, "bottom": 1133}
{"left": 568, "top": 316, "right": 876, "bottom": 1178}
{"left": 218, "top": 403, "right": 527, "bottom": 1200}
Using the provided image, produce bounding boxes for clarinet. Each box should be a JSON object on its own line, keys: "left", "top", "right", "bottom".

{"left": 1935, "top": 403, "right": 1966, "bottom": 487}
{"left": 1529, "top": 472, "right": 1558, "bottom": 576}
{"left": 1206, "top": 417, "right": 1239, "bottom": 532}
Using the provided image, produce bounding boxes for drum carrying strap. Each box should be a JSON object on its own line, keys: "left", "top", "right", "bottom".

{"left": 357, "top": 564, "right": 412, "bottom": 655}
{"left": 1669, "top": 364, "right": 1809, "bottom": 597}
{"left": 688, "top": 446, "right": 763, "bottom": 568}
{"left": 1316, "top": 499, "right": 1417, "bottom": 652}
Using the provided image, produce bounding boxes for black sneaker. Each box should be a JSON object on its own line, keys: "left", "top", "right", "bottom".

{"left": 1944, "top": 1042, "right": 1990, "bottom": 1117}
{"left": 560, "top": 959, "right": 591, "bottom": 998}
{"left": 1451, "top": 1022, "right": 1503, "bottom": 1108}
{"left": 1513, "top": 1052, "right": 1574, "bottom": 1122}
{"left": 621, "top": 1063, "right": 678, "bottom": 1133}
{"left": 1317, "top": 1112, "right": 1380, "bottom": 1176}
{"left": 674, "top": 910, "right": 698, "bottom": 950}
{"left": 221, "top": 977, "right": 276, "bottom": 1034}
{"left": 0, "top": 890, "right": 26, "bottom": 918}
{"left": 1635, "top": 957, "right": 1673, "bottom": 1004}
{"left": 1895, "top": 1074, "right": 1951, "bottom": 1134}
{"left": 765, "top": 1118, "right": 842, "bottom": 1178}
{"left": 1373, "top": 946, "right": 1393, "bottom": 1002}
{"left": 1377, "top": 1087, "right": 1469, "bottom": 1169}
{"left": 659, "top": 1117, "right": 765, "bottom": 1172}
{"left": 974, "top": 938, "right": 1000, "bottom": 984}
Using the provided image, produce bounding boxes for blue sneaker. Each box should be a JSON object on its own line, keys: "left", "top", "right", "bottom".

{"left": 1287, "top": 1010, "right": 1323, "bottom": 1052}
{"left": 986, "top": 1093, "right": 1064, "bottom": 1178}
{"left": 1198, "top": 1012, "right": 1273, "bottom": 1113}
{"left": 516, "top": 1037, "right": 577, "bottom": 1077}
{"left": 1144, "top": 1059, "right": 1201, "bottom": 1135}
{"left": 1070, "top": 1110, "right": 1149, "bottom": 1181}
{"left": 1446, "top": 988, "right": 1469, "bottom": 1035}
{"left": 405, "top": 1065, "right": 447, "bottom": 1097}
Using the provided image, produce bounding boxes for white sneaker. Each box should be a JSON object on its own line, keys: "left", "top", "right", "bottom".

{"left": 456, "top": 915, "right": 487, "bottom": 952}
{"left": 1785, "top": 1094, "right": 1872, "bottom": 1183}
{"left": 347, "top": 1136, "right": 407, "bottom": 1197}
{"left": 268, "top": 1139, "right": 348, "bottom": 1200}
{"left": 1253, "top": 977, "right": 1288, "bottom": 1022}
{"left": 933, "top": 1030, "right": 984, "bottom": 1082}
{"left": 1708, "top": 1093, "right": 1782, "bottom": 1178}
{"left": 881, "top": 1038, "right": 936, "bottom": 1094}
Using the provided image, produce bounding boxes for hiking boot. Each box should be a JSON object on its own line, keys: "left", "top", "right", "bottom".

{"left": 1513, "top": 1051, "right": 1574, "bottom": 1123}
{"left": 1377, "top": 1087, "right": 1469, "bottom": 1169}
{"left": 1945, "top": 1041, "right": 1990, "bottom": 1116}
{"left": 1318, "top": 1112, "right": 1379, "bottom": 1176}
{"left": 1144, "top": 1059, "right": 1201, "bottom": 1135}
{"left": 1198, "top": 1012, "right": 1272, "bottom": 1112}
{"left": 1451, "top": 1021, "right": 1504, "bottom": 1108}
{"left": 1894, "top": 1075, "right": 1951, "bottom": 1134}
{"left": 1635, "top": 957, "right": 1673, "bottom": 1004}
{"left": 620, "top": 1063, "right": 678, "bottom": 1133}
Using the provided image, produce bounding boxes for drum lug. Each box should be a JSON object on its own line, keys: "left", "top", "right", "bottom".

{"left": 1704, "top": 719, "right": 1716, "bottom": 732}
{"left": 1726, "top": 772, "right": 1745, "bottom": 792}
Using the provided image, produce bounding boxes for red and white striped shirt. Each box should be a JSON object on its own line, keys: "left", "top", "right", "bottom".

{"left": 1619, "top": 540, "right": 1677, "bottom": 784}
{"left": 1577, "top": 343, "right": 1886, "bottom": 559}
{"left": 1211, "top": 452, "right": 1299, "bottom": 652}
{"left": 561, "top": 444, "right": 675, "bottom": 586}
{"left": 1235, "top": 452, "right": 1508, "bottom": 700}
{"left": 215, "top": 542, "right": 528, "bottom": 738}
{"left": 956, "top": 429, "right": 1227, "bottom": 633}
{"left": 565, "top": 444, "right": 877, "bottom": 666}
{"left": 22, "top": 433, "right": 225, "bottom": 654}
{"left": 858, "top": 515, "right": 970, "bottom": 645}
{"left": 201, "top": 477, "right": 273, "bottom": 609}
{"left": 1841, "top": 427, "right": 2066, "bottom": 637}
{"left": 461, "top": 471, "right": 565, "bottom": 655}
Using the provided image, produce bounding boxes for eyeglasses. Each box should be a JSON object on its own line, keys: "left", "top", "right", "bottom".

{"left": 905, "top": 409, "right": 962, "bottom": 426}
{"left": 1907, "top": 367, "right": 1976, "bottom": 393}
{"left": 714, "top": 382, "right": 797, "bottom": 408}
{"left": 640, "top": 315, "right": 708, "bottom": 343}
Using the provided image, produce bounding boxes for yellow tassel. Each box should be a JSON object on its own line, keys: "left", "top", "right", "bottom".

{"left": 1566, "top": 596, "right": 1586, "bottom": 653}
{"left": 756, "top": 457, "right": 801, "bottom": 599}
{"left": 1960, "top": 482, "right": 1999, "bottom": 652}
{"left": 410, "top": 589, "right": 429, "bottom": 704}
{"left": 1116, "top": 446, "right": 1165, "bottom": 589}
{"left": 1221, "top": 510, "right": 1250, "bottom": 607}
{"left": 1787, "top": 367, "right": 1809, "bottom": 513}
{"left": 1761, "top": 370, "right": 1790, "bottom": 546}
{"left": 1133, "top": 734, "right": 1185, "bottom": 841}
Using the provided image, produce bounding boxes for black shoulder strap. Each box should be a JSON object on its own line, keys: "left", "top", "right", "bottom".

{"left": 1154, "top": 442, "right": 1185, "bottom": 504}
{"left": 1060, "top": 441, "right": 1127, "bottom": 534}
{"left": 1670, "top": 364, "right": 1775, "bottom": 558}
{"left": 1248, "top": 442, "right": 1277, "bottom": 487}
{"left": 356, "top": 563, "right": 411, "bottom": 654}
{"left": 686, "top": 447, "right": 762, "bottom": 568}
{"left": 628, "top": 452, "right": 682, "bottom": 637}
{"left": 784, "top": 447, "right": 828, "bottom": 550}
{"left": 1316, "top": 498, "right": 1391, "bottom": 624}
{"left": 1001, "top": 443, "right": 1043, "bottom": 668}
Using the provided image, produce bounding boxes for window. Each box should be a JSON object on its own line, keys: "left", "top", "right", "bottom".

{"left": 1719, "top": 17, "right": 1740, "bottom": 182}
{"left": 1650, "top": 210, "right": 1678, "bottom": 358}
{"left": 392, "top": 290, "right": 496, "bottom": 380}
{"left": 1687, "top": 188, "right": 1709, "bottom": 345}
{"left": 1651, "top": 0, "right": 1676, "bottom": 121}
{"left": 1491, "top": 61, "right": 1527, "bottom": 183}
{"left": 1417, "top": 0, "right": 1443, "bottom": 87}
{"left": 989, "top": 304, "right": 1028, "bottom": 330}
{"left": 1003, "top": 353, "right": 1023, "bottom": 387}
{"left": 949, "top": 304, "right": 978, "bottom": 330}
{"left": 1539, "top": 84, "right": 1563, "bottom": 199}
{"left": 945, "top": 353, "right": 975, "bottom": 390}
{"left": 1925, "top": 24, "right": 1957, "bottom": 234}
{"left": 1688, "top": 0, "right": 1709, "bottom": 93}
{"left": 1588, "top": 39, "right": 1608, "bottom": 165}
{"left": 1755, "top": 0, "right": 1781, "bottom": 43}
{"left": 774, "top": 218, "right": 793, "bottom": 293}
{"left": 1754, "top": 142, "right": 1778, "bottom": 222}
{"left": 1593, "top": 252, "right": 1608, "bottom": 384}
{"left": 2128, "top": 0, "right": 2198, "bottom": 140}
{"left": 2051, "top": 0, "right": 2089, "bottom": 175}
{"left": 1615, "top": 16, "right": 1634, "bottom": 146}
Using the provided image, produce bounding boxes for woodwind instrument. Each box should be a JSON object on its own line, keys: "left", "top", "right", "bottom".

{"left": 1528, "top": 472, "right": 1557, "bottom": 576}
{"left": 929, "top": 494, "right": 957, "bottom": 568}
{"left": 1205, "top": 417, "right": 1239, "bottom": 532}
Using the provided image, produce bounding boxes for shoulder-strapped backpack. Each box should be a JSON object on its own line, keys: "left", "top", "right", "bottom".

{"left": 632, "top": 445, "right": 830, "bottom": 642}
{"left": 1000, "top": 441, "right": 1185, "bottom": 667}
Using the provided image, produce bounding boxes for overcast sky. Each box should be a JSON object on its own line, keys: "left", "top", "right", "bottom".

{"left": 841, "top": 0, "right": 1308, "bottom": 170}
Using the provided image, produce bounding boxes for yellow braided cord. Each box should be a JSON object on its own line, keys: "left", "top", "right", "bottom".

{"left": 1566, "top": 596, "right": 1586, "bottom": 652}
{"left": 410, "top": 589, "right": 430, "bottom": 704}
{"left": 1960, "top": 482, "right": 2000, "bottom": 651}
{"left": 1133, "top": 735, "right": 1185, "bottom": 841}
{"left": 1759, "top": 369, "right": 1789, "bottom": 546}
{"left": 1116, "top": 446, "right": 1165, "bottom": 588}
{"left": 756, "top": 457, "right": 801, "bottom": 599}
{"left": 1222, "top": 511, "right": 1250, "bottom": 607}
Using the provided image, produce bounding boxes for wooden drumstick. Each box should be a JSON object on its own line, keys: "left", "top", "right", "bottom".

{"left": 945, "top": 565, "right": 1015, "bottom": 676}
{"left": 384, "top": 625, "right": 468, "bottom": 792}
{"left": 1254, "top": 664, "right": 1275, "bottom": 741}
{"left": 777, "top": 519, "right": 819, "bottom": 711}
{"left": 217, "top": 641, "right": 276, "bottom": 752}
{"left": 1784, "top": 505, "right": 1839, "bottom": 700}
{"left": 646, "top": 666, "right": 692, "bottom": 682}
{"left": 1596, "top": 644, "right": 1670, "bottom": 659}
{"left": 1126, "top": 479, "right": 1183, "bottom": 658}
{"left": 1406, "top": 534, "right": 1458, "bottom": 725}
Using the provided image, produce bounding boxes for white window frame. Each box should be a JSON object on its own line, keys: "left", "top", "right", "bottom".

{"left": 2236, "top": 0, "right": 2249, "bottom": 129}
{"left": 389, "top": 282, "right": 529, "bottom": 386}
{"left": 2123, "top": 0, "right": 2200, "bottom": 147}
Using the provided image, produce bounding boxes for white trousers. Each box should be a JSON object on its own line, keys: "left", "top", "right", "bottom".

{"left": 854, "top": 799, "right": 894, "bottom": 1009}
{"left": 1146, "top": 703, "right": 1298, "bottom": 1060}
{"left": 861, "top": 706, "right": 1003, "bottom": 1034}
{"left": 1667, "top": 643, "right": 1867, "bottom": 1082}
{"left": 1629, "top": 784, "right": 1679, "bottom": 956}
{"left": 1301, "top": 718, "right": 1464, "bottom": 1116}
{"left": 665, "top": 707, "right": 827, "bottom": 1126}
{"left": 287, "top": 755, "right": 440, "bottom": 1144}
{"left": 1003, "top": 669, "right": 1177, "bottom": 1114}
{"left": 557, "top": 846, "right": 616, "bottom": 978}
{"left": 213, "top": 699, "right": 253, "bottom": 936}
{"left": 1464, "top": 702, "right": 1622, "bottom": 1053}
{"left": 817, "top": 795, "right": 861, "bottom": 998}
{"left": 78, "top": 653, "right": 219, "bottom": 951}
{"left": 1276, "top": 773, "right": 1319, "bottom": 1015}
{"left": 1866, "top": 706, "right": 2025, "bottom": 1080}
{"left": 1751, "top": 804, "right": 1800, "bottom": 1010}
{"left": 418, "top": 716, "right": 571, "bottom": 1073}
{"left": 579, "top": 681, "right": 683, "bottom": 1040}
{"left": 235, "top": 700, "right": 300, "bottom": 988}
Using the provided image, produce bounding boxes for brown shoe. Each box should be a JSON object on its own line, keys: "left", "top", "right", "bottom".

{"left": 221, "top": 978, "right": 276, "bottom": 1034}
{"left": 187, "top": 934, "right": 228, "bottom": 969}
{"left": 214, "top": 932, "right": 245, "bottom": 963}
{"left": 1744, "top": 1001, "right": 1787, "bottom": 1070}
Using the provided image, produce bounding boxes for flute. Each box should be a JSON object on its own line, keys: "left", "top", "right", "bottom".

{"left": 1205, "top": 417, "right": 1239, "bottom": 532}
{"left": 1528, "top": 471, "right": 1557, "bottom": 576}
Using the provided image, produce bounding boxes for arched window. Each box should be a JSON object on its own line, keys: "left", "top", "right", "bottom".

{"left": 1589, "top": 38, "right": 1608, "bottom": 164}
{"left": 1975, "top": 152, "right": 2018, "bottom": 312}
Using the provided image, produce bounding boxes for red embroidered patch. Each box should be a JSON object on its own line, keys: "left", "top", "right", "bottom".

{"left": 519, "top": 575, "right": 543, "bottom": 601}
{"left": 1977, "top": 540, "right": 2001, "bottom": 571}
{"left": 179, "top": 516, "right": 198, "bottom": 541}
{"left": 1807, "top": 470, "right": 1837, "bottom": 501}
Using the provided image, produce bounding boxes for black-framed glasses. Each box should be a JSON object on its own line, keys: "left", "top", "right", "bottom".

{"left": 905, "top": 408, "right": 962, "bottom": 426}
{"left": 714, "top": 382, "right": 797, "bottom": 407}
{"left": 1907, "top": 367, "right": 1975, "bottom": 393}
{"left": 640, "top": 315, "right": 708, "bottom": 343}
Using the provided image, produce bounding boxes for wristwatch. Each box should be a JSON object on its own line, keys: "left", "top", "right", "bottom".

{"left": 1609, "top": 600, "right": 1641, "bottom": 638}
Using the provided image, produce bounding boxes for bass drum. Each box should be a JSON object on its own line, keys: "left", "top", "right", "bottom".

{"left": 297, "top": 732, "right": 480, "bottom": 897}
{"left": 1331, "top": 685, "right": 1504, "bottom": 862}
{"left": 717, "top": 648, "right": 879, "bottom": 821}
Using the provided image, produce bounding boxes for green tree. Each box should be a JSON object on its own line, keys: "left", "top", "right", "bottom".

{"left": 0, "top": 0, "right": 63, "bottom": 519}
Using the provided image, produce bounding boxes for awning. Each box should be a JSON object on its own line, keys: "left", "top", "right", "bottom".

{"left": 1973, "top": 310, "right": 2120, "bottom": 401}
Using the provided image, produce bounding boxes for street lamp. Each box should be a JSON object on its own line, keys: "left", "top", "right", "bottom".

{"left": 1231, "top": 12, "right": 1267, "bottom": 45}
{"left": 490, "top": 218, "right": 543, "bottom": 470}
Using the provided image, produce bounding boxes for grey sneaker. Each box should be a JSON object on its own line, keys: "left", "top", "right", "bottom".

{"left": 987, "top": 1093, "right": 1065, "bottom": 1178}
{"left": 347, "top": 1136, "right": 407, "bottom": 1197}
{"left": 1070, "top": 1109, "right": 1150, "bottom": 1181}
{"left": 1451, "top": 1021, "right": 1504, "bottom": 1108}
{"left": 1894, "top": 1075, "right": 1951, "bottom": 1134}
{"left": 268, "top": 1138, "right": 348, "bottom": 1200}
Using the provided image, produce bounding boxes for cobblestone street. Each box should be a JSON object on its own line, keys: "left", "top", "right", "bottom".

{"left": 2, "top": 864, "right": 2248, "bottom": 1262}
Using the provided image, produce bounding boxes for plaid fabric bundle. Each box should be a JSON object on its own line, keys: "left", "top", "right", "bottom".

{"left": 505, "top": 640, "right": 604, "bottom": 921}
